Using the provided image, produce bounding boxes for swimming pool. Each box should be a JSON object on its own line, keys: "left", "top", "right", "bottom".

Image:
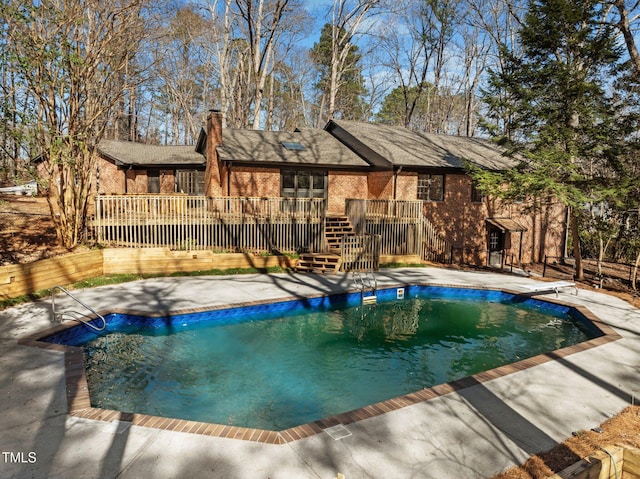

{"left": 42, "top": 285, "right": 602, "bottom": 431}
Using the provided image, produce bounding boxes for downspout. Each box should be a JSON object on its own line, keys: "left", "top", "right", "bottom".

{"left": 226, "top": 161, "right": 232, "bottom": 197}
{"left": 563, "top": 206, "right": 570, "bottom": 259}
{"left": 519, "top": 230, "right": 523, "bottom": 268}
{"left": 393, "top": 166, "right": 402, "bottom": 200}
{"left": 125, "top": 166, "right": 132, "bottom": 194}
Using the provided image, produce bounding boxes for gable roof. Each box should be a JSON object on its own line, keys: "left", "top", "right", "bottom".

{"left": 96, "top": 120, "right": 515, "bottom": 172}
{"left": 98, "top": 140, "right": 205, "bottom": 167}
{"left": 215, "top": 128, "right": 371, "bottom": 168}
{"left": 325, "top": 119, "right": 516, "bottom": 171}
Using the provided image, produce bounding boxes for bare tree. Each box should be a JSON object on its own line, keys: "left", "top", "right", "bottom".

{"left": 377, "top": 0, "right": 436, "bottom": 128}
{"left": 323, "top": 0, "right": 381, "bottom": 123}
{"left": 466, "top": 0, "right": 525, "bottom": 137}
{"left": 360, "top": 53, "right": 394, "bottom": 121}
{"left": 235, "top": 0, "right": 293, "bottom": 129}
{"left": 152, "top": 6, "right": 212, "bottom": 144}
{"left": 375, "top": 0, "right": 487, "bottom": 135}
{"left": 204, "top": 0, "right": 307, "bottom": 129}
{"left": 610, "top": 0, "right": 640, "bottom": 78}
{"left": 2, "top": 0, "right": 149, "bottom": 248}
{"left": 459, "top": 10, "right": 491, "bottom": 136}
{"left": 0, "top": 22, "right": 38, "bottom": 182}
{"left": 265, "top": 45, "right": 316, "bottom": 130}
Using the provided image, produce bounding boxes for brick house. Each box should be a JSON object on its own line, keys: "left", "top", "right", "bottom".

{"left": 199, "top": 111, "right": 566, "bottom": 265}
{"left": 330, "top": 119, "right": 567, "bottom": 266}
{"left": 96, "top": 140, "right": 207, "bottom": 195}
{"left": 80, "top": 109, "right": 565, "bottom": 266}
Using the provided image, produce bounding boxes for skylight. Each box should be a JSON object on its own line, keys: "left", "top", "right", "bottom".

{"left": 281, "top": 141, "right": 306, "bottom": 151}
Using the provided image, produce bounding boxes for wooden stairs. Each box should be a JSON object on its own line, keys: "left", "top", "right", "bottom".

{"left": 294, "top": 252, "right": 342, "bottom": 274}
{"left": 295, "top": 214, "right": 356, "bottom": 274}
{"left": 324, "top": 214, "right": 356, "bottom": 253}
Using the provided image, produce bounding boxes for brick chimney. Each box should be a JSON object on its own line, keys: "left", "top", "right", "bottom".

{"left": 204, "top": 109, "right": 224, "bottom": 196}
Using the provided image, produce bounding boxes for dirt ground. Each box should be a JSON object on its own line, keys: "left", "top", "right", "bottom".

{"left": 1, "top": 193, "right": 639, "bottom": 478}
{"left": 0, "top": 194, "right": 72, "bottom": 266}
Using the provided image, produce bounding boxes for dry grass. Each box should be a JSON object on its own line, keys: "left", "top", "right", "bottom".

{"left": 492, "top": 406, "right": 640, "bottom": 478}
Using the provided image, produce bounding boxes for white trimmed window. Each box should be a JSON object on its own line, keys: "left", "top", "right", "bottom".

{"left": 417, "top": 174, "right": 444, "bottom": 201}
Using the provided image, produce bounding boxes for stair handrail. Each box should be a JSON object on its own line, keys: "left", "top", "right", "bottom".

{"left": 352, "top": 271, "right": 377, "bottom": 293}
{"left": 419, "top": 211, "right": 452, "bottom": 263}
{"left": 51, "top": 285, "right": 107, "bottom": 331}
{"left": 346, "top": 198, "right": 451, "bottom": 264}
{"left": 352, "top": 271, "right": 364, "bottom": 292}
{"left": 363, "top": 271, "right": 376, "bottom": 291}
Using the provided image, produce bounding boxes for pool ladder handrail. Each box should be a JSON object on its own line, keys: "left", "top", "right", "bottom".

{"left": 352, "top": 271, "right": 377, "bottom": 304}
{"left": 51, "top": 285, "right": 107, "bottom": 331}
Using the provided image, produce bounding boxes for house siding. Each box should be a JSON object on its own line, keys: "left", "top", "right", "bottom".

{"left": 422, "top": 174, "right": 488, "bottom": 264}
{"left": 394, "top": 173, "right": 417, "bottom": 201}
{"left": 93, "top": 159, "right": 566, "bottom": 266}
{"left": 160, "top": 170, "right": 175, "bottom": 193}
{"left": 225, "top": 168, "right": 372, "bottom": 213}
{"left": 96, "top": 160, "right": 183, "bottom": 195}
{"left": 125, "top": 170, "right": 147, "bottom": 193}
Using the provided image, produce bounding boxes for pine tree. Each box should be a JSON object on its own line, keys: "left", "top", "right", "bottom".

{"left": 474, "top": 0, "right": 634, "bottom": 279}
{"left": 310, "top": 23, "right": 368, "bottom": 122}
{"left": 377, "top": 84, "right": 432, "bottom": 128}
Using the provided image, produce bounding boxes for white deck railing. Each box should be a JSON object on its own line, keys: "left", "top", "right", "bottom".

{"left": 93, "top": 195, "right": 325, "bottom": 252}
{"left": 93, "top": 195, "right": 452, "bottom": 261}
{"left": 345, "top": 199, "right": 452, "bottom": 263}
{"left": 340, "top": 234, "right": 381, "bottom": 272}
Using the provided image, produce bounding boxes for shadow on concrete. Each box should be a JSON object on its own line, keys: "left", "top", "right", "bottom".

{"left": 458, "top": 378, "right": 572, "bottom": 459}
{"left": 4, "top": 266, "right": 639, "bottom": 478}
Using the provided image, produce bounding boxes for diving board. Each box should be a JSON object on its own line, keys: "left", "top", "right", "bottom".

{"left": 521, "top": 281, "right": 578, "bottom": 297}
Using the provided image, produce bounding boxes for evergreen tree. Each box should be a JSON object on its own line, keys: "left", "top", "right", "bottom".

{"left": 473, "top": 0, "right": 636, "bottom": 279}
{"left": 377, "top": 84, "right": 431, "bottom": 127}
{"left": 310, "top": 23, "right": 368, "bottom": 122}
{"left": 377, "top": 82, "right": 467, "bottom": 133}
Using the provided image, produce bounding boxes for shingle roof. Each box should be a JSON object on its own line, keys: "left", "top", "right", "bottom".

{"left": 98, "top": 140, "right": 205, "bottom": 166}
{"left": 326, "top": 120, "right": 516, "bottom": 171}
{"left": 216, "top": 129, "right": 370, "bottom": 168}
{"left": 97, "top": 121, "right": 515, "bottom": 172}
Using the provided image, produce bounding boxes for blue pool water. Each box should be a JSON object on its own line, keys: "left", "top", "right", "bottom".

{"left": 45, "top": 286, "right": 600, "bottom": 430}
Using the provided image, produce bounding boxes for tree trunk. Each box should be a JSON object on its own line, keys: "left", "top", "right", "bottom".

{"left": 570, "top": 210, "right": 584, "bottom": 280}
{"left": 265, "top": 72, "right": 275, "bottom": 131}
{"left": 251, "top": 45, "right": 272, "bottom": 130}
{"left": 597, "top": 232, "right": 603, "bottom": 277}
{"left": 128, "top": 81, "right": 136, "bottom": 141}
{"left": 597, "top": 232, "right": 606, "bottom": 288}
{"left": 328, "top": 25, "right": 340, "bottom": 120}
{"left": 316, "top": 94, "right": 326, "bottom": 128}
{"left": 614, "top": 0, "right": 640, "bottom": 79}
{"left": 632, "top": 249, "right": 640, "bottom": 291}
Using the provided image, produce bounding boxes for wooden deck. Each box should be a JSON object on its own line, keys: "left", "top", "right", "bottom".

{"left": 92, "top": 195, "right": 325, "bottom": 252}
{"left": 91, "top": 196, "right": 451, "bottom": 265}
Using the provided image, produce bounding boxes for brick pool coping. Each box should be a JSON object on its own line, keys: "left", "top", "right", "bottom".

{"left": 18, "top": 283, "right": 622, "bottom": 445}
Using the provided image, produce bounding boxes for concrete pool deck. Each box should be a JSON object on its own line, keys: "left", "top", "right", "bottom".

{"left": 1, "top": 267, "right": 639, "bottom": 478}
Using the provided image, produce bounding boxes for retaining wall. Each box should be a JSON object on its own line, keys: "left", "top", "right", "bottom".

{"left": 548, "top": 445, "right": 640, "bottom": 479}
{"left": 1, "top": 249, "right": 420, "bottom": 299}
